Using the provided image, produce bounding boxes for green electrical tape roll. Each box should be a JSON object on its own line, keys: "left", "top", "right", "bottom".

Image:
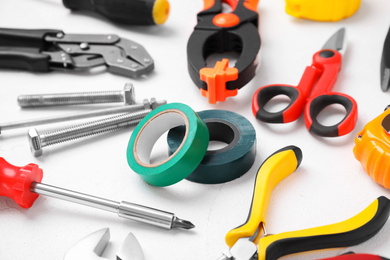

{"left": 167, "top": 110, "right": 256, "bottom": 184}
{"left": 126, "top": 103, "right": 209, "bottom": 187}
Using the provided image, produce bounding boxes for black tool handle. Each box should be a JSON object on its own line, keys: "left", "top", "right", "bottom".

{"left": 0, "top": 28, "right": 62, "bottom": 49}
{"left": 259, "top": 196, "right": 390, "bottom": 260}
{"left": 62, "top": 0, "right": 168, "bottom": 25}
{"left": 0, "top": 50, "right": 51, "bottom": 72}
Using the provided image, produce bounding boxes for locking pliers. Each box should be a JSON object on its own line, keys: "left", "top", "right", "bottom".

{"left": 0, "top": 27, "right": 154, "bottom": 78}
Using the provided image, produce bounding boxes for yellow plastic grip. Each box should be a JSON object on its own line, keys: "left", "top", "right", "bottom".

{"left": 285, "top": 0, "right": 361, "bottom": 22}
{"left": 225, "top": 146, "right": 301, "bottom": 247}
{"left": 257, "top": 197, "right": 390, "bottom": 260}
{"left": 152, "top": 0, "right": 170, "bottom": 25}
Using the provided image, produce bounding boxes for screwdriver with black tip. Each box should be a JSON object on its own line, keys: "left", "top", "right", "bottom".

{"left": 0, "top": 157, "right": 194, "bottom": 230}
{"left": 62, "top": 0, "right": 170, "bottom": 25}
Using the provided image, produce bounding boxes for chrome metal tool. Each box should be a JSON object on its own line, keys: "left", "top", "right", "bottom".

{"left": 0, "top": 157, "right": 195, "bottom": 230}
{"left": 0, "top": 27, "right": 154, "bottom": 78}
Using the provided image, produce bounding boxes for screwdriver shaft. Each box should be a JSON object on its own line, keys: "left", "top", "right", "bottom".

{"left": 30, "top": 182, "right": 193, "bottom": 229}
{"left": 31, "top": 182, "right": 118, "bottom": 213}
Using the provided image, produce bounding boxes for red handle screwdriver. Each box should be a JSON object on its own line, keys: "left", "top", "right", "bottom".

{"left": 0, "top": 157, "right": 194, "bottom": 230}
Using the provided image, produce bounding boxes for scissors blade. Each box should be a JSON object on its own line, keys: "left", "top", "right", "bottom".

{"left": 322, "top": 28, "right": 346, "bottom": 56}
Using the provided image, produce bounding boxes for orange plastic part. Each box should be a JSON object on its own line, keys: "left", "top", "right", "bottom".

{"left": 353, "top": 108, "right": 390, "bottom": 189}
{"left": 213, "top": 13, "right": 240, "bottom": 27}
{"left": 203, "top": 0, "right": 215, "bottom": 11}
{"left": 244, "top": 0, "right": 259, "bottom": 12}
{"left": 200, "top": 59, "right": 238, "bottom": 104}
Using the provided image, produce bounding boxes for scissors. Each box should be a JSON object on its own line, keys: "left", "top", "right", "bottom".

{"left": 252, "top": 28, "right": 358, "bottom": 137}
{"left": 217, "top": 146, "right": 390, "bottom": 260}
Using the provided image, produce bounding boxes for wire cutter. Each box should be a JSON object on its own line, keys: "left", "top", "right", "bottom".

{"left": 252, "top": 28, "right": 358, "bottom": 137}
{"left": 218, "top": 146, "right": 390, "bottom": 260}
{"left": 0, "top": 27, "right": 154, "bottom": 78}
{"left": 64, "top": 228, "right": 144, "bottom": 260}
{"left": 187, "top": 0, "right": 261, "bottom": 104}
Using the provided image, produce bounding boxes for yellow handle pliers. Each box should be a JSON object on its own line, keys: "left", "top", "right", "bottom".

{"left": 218, "top": 146, "right": 390, "bottom": 260}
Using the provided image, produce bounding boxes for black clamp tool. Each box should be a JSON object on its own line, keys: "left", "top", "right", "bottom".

{"left": 381, "top": 27, "right": 390, "bottom": 91}
{"left": 187, "top": 0, "right": 261, "bottom": 104}
{"left": 0, "top": 28, "right": 154, "bottom": 78}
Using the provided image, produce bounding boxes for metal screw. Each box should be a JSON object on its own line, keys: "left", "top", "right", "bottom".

{"left": 0, "top": 98, "right": 165, "bottom": 135}
{"left": 79, "top": 42, "right": 89, "bottom": 50}
{"left": 28, "top": 98, "right": 166, "bottom": 157}
{"left": 17, "top": 83, "right": 136, "bottom": 108}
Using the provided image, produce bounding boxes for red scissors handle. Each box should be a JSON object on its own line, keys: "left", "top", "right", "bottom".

{"left": 252, "top": 65, "right": 319, "bottom": 123}
{"left": 305, "top": 50, "right": 358, "bottom": 137}
{"left": 252, "top": 49, "right": 358, "bottom": 137}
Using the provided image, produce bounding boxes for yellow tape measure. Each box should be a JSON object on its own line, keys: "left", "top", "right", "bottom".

{"left": 285, "top": 0, "right": 361, "bottom": 22}
{"left": 354, "top": 106, "right": 390, "bottom": 189}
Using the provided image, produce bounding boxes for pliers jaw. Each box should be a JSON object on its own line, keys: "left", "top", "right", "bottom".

{"left": 64, "top": 228, "right": 145, "bottom": 260}
{"left": 187, "top": 0, "right": 261, "bottom": 104}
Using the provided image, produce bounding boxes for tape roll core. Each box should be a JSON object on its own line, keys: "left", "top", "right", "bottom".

{"left": 205, "top": 119, "right": 239, "bottom": 154}
{"left": 168, "top": 110, "right": 256, "bottom": 184}
{"left": 127, "top": 103, "right": 209, "bottom": 187}
{"left": 134, "top": 109, "right": 189, "bottom": 167}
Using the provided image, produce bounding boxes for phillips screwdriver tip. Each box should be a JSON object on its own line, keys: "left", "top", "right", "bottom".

{"left": 171, "top": 217, "right": 195, "bottom": 230}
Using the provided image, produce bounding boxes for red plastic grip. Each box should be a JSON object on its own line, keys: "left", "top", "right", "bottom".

{"left": 319, "top": 254, "right": 387, "bottom": 260}
{"left": 0, "top": 158, "right": 43, "bottom": 208}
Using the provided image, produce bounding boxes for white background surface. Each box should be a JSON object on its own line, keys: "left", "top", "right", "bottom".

{"left": 1, "top": 0, "right": 390, "bottom": 259}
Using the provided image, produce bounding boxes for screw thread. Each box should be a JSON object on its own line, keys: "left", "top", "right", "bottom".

{"left": 18, "top": 91, "right": 124, "bottom": 107}
{"left": 40, "top": 109, "right": 151, "bottom": 147}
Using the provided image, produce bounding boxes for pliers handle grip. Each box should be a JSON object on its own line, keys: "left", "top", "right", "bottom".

{"left": 0, "top": 28, "right": 63, "bottom": 72}
{"left": 226, "top": 146, "right": 303, "bottom": 247}
{"left": 320, "top": 252, "right": 390, "bottom": 260}
{"left": 224, "top": 146, "right": 390, "bottom": 260}
{"left": 257, "top": 196, "right": 390, "bottom": 260}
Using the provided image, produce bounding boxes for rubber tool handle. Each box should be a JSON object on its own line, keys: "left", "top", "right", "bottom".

{"left": 305, "top": 50, "right": 358, "bottom": 137}
{"left": 62, "top": 0, "right": 170, "bottom": 25}
{"left": 226, "top": 146, "right": 303, "bottom": 247}
{"left": 319, "top": 253, "right": 390, "bottom": 260}
{"left": 0, "top": 158, "right": 43, "bottom": 208}
{"left": 0, "top": 50, "right": 51, "bottom": 72}
{"left": 0, "top": 28, "right": 61, "bottom": 72}
{"left": 257, "top": 196, "right": 390, "bottom": 260}
{"left": 0, "top": 28, "right": 61, "bottom": 49}
{"left": 305, "top": 92, "right": 358, "bottom": 137}
{"left": 253, "top": 50, "right": 358, "bottom": 137}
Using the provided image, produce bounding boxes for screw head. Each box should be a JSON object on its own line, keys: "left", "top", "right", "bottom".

{"left": 123, "top": 83, "right": 135, "bottom": 105}
{"left": 150, "top": 98, "right": 167, "bottom": 110}
{"left": 143, "top": 99, "right": 151, "bottom": 110}
{"left": 28, "top": 128, "right": 43, "bottom": 157}
{"left": 79, "top": 42, "right": 89, "bottom": 50}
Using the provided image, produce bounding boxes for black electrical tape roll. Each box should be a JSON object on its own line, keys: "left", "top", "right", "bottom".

{"left": 167, "top": 110, "right": 256, "bottom": 184}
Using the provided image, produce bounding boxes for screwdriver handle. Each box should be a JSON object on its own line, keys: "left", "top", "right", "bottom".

{"left": 0, "top": 158, "right": 43, "bottom": 208}
{"left": 62, "top": 0, "right": 170, "bottom": 25}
